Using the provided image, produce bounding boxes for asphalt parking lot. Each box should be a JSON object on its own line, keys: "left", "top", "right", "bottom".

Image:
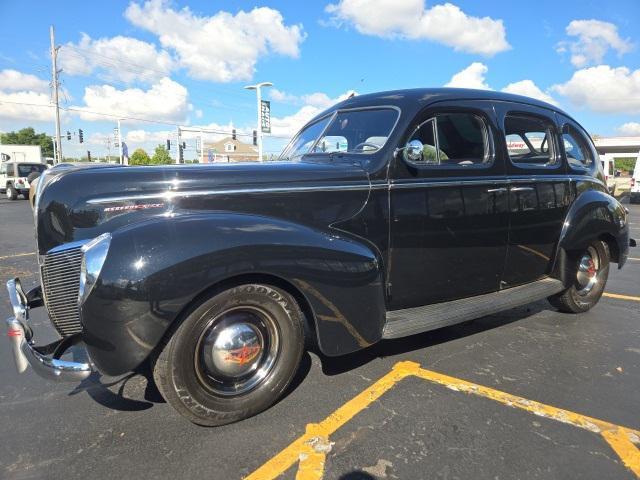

{"left": 1, "top": 197, "right": 639, "bottom": 480}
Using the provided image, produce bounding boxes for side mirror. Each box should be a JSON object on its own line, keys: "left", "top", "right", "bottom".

{"left": 405, "top": 140, "right": 424, "bottom": 162}
{"left": 394, "top": 139, "right": 423, "bottom": 162}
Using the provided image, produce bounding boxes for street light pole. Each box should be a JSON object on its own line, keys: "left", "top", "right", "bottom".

{"left": 244, "top": 82, "right": 272, "bottom": 162}
{"left": 117, "top": 119, "right": 123, "bottom": 165}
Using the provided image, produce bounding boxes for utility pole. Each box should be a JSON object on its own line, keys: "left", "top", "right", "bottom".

{"left": 176, "top": 127, "right": 181, "bottom": 164}
{"left": 50, "top": 25, "right": 63, "bottom": 164}
{"left": 244, "top": 82, "right": 272, "bottom": 162}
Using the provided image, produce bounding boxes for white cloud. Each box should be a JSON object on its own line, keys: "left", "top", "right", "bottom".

{"left": 125, "top": 0, "right": 306, "bottom": 82}
{"left": 0, "top": 69, "right": 49, "bottom": 93}
{"left": 269, "top": 90, "right": 356, "bottom": 137}
{"left": 618, "top": 122, "right": 640, "bottom": 136}
{"left": 444, "top": 62, "right": 490, "bottom": 89}
{"left": 557, "top": 19, "right": 633, "bottom": 68}
{"left": 501, "top": 80, "right": 558, "bottom": 106}
{"left": 270, "top": 88, "right": 355, "bottom": 109}
{"left": 0, "top": 90, "right": 53, "bottom": 123}
{"left": 73, "top": 77, "right": 190, "bottom": 123}
{"left": 325, "top": 0, "right": 510, "bottom": 56}
{"left": 59, "top": 33, "right": 174, "bottom": 84}
{"left": 444, "top": 63, "right": 558, "bottom": 105}
{"left": 126, "top": 129, "right": 173, "bottom": 144}
{"left": 552, "top": 65, "right": 640, "bottom": 114}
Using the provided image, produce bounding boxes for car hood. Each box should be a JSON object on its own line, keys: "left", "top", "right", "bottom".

{"left": 36, "top": 160, "right": 370, "bottom": 254}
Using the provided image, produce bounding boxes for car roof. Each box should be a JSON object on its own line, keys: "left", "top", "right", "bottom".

{"left": 308, "top": 88, "right": 576, "bottom": 127}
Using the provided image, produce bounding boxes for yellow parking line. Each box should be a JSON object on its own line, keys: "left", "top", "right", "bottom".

{"left": 604, "top": 292, "right": 640, "bottom": 302}
{"left": 245, "top": 361, "right": 640, "bottom": 479}
{"left": 0, "top": 252, "right": 35, "bottom": 261}
{"left": 245, "top": 365, "right": 410, "bottom": 480}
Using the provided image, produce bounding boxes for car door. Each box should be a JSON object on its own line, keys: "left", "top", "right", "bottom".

{"left": 388, "top": 101, "right": 509, "bottom": 310}
{"left": 496, "top": 103, "right": 572, "bottom": 287}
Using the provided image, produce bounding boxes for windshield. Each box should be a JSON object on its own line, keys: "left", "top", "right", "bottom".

{"left": 17, "top": 164, "right": 46, "bottom": 177}
{"left": 279, "top": 108, "right": 399, "bottom": 161}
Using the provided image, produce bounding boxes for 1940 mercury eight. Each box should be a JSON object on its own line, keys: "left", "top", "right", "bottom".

{"left": 5, "top": 89, "right": 635, "bottom": 425}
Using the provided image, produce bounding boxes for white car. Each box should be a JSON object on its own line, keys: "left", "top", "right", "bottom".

{"left": 631, "top": 154, "right": 640, "bottom": 204}
{"left": 0, "top": 161, "right": 47, "bottom": 200}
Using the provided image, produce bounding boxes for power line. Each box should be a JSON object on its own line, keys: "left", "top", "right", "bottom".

{"left": 0, "top": 99, "right": 293, "bottom": 139}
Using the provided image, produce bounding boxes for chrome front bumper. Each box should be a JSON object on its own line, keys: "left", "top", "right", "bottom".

{"left": 5, "top": 278, "right": 93, "bottom": 382}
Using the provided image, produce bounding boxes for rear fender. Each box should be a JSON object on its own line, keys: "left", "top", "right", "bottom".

{"left": 552, "top": 189, "right": 629, "bottom": 285}
{"left": 81, "top": 213, "right": 385, "bottom": 375}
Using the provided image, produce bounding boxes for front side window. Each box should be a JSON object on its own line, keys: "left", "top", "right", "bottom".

{"left": 280, "top": 108, "right": 399, "bottom": 161}
{"left": 405, "top": 112, "right": 491, "bottom": 166}
{"left": 505, "top": 115, "right": 557, "bottom": 167}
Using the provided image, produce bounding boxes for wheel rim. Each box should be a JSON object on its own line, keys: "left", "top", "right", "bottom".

{"left": 195, "top": 306, "right": 280, "bottom": 397}
{"left": 576, "top": 246, "right": 600, "bottom": 296}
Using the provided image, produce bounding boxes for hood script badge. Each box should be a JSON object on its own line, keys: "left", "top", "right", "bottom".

{"left": 104, "top": 203, "right": 165, "bottom": 212}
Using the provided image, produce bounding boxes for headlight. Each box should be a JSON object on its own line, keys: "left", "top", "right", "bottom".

{"left": 78, "top": 233, "right": 111, "bottom": 304}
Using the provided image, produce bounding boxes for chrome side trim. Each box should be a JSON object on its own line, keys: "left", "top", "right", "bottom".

{"left": 87, "top": 183, "right": 373, "bottom": 205}
{"left": 85, "top": 175, "right": 605, "bottom": 204}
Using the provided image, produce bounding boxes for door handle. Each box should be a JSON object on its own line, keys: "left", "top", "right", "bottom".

{"left": 486, "top": 187, "right": 507, "bottom": 194}
{"left": 510, "top": 186, "right": 535, "bottom": 192}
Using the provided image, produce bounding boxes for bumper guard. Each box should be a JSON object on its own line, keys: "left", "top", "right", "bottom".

{"left": 5, "top": 278, "right": 93, "bottom": 382}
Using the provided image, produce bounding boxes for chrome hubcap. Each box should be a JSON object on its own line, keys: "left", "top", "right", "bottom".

{"left": 576, "top": 246, "right": 599, "bottom": 296}
{"left": 195, "top": 307, "right": 279, "bottom": 397}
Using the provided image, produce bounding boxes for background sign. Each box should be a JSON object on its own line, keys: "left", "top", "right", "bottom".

{"left": 260, "top": 100, "right": 271, "bottom": 134}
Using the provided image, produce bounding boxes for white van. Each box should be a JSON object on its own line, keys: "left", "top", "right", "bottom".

{"left": 631, "top": 154, "right": 640, "bottom": 204}
{"left": 600, "top": 157, "right": 616, "bottom": 194}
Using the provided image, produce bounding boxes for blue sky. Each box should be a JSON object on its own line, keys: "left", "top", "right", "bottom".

{"left": 0, "top": 0, "right": 639, "bottom": 160}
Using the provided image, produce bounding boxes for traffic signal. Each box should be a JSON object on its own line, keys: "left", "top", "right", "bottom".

{"left": 232, "top": 129, "right": 236, "bottom": 140}
{"left": 182, "top": 141, "right": 186, "bottom": 149}
{"left": 253, "top": 130, "right": 257, "bottom": 146}
{"left": 178, "top": 144, "right": 184, "bottom": 163}
{"left": 66, "top": 131, "right": 71, "bottom": 140}
{"left": 87, "top": 150, "right": 91, "bottom": 161}
{"left": 166, "top": 139, "right": 171, "bottom": 151}
{"left": 78, "top": 129, "right": 84, "bottom": 143}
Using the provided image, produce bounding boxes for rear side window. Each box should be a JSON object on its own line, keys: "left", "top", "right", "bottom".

{"left": 505, "top": 115, "right": 557, "bottom": 168}
{"left": 406, "top": 112, "right": 491, "bottom": 167}
{"left": 562, "top": 125, "right": 593, "bottom": 167}
{"left": 6, "top": 164, "right": 15, "bottom": 176}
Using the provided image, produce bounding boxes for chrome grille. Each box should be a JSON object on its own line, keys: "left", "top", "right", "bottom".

{"left": 41, "top": 246, "right": 83, "bottom": 336}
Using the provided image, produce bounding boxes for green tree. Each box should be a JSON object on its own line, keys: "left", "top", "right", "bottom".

{"left": 129, "top": 148, "right": 151, "bottom": 165}
{"left": 0, "top": 127, "right": 54, "bottom": 158}
{"left": 150, "top": 144, "right": 173, "bottom": 165}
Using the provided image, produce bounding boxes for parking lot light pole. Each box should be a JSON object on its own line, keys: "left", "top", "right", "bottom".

{"left": 244, "top": 82, "right": 272, "bottom": 162}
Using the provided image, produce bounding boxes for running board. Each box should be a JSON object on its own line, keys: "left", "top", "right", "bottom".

{"left": 383, "top": 278, "right": 564, "bottom": 339}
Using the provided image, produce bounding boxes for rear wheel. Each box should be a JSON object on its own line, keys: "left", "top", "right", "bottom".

{"left": 548, "top": 241, "right": 610, "bottom": 313}
{"left": 6, "top": 185, "right": 17, "bottom": 201}
{"left": 153, "top": 284, "right": 304, "bottom": 426}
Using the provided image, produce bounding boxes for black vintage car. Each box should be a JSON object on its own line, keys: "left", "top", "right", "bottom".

{"left": 5, "top": 88, "right": 635, "bottom": 425}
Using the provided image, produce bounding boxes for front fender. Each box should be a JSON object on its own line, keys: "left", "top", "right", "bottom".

{"left": 81, "top": 212, "right": 385, "bottom": 375}
{"left": 553, "top": 188, "right": 629, "bottom": 284}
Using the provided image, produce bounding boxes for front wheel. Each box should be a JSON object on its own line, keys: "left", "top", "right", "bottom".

{"left": 153, "top": 284, "right": 304, "bottom": 426}
{"left": 548, "top": 241, "right": 610, "bottom": 313}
